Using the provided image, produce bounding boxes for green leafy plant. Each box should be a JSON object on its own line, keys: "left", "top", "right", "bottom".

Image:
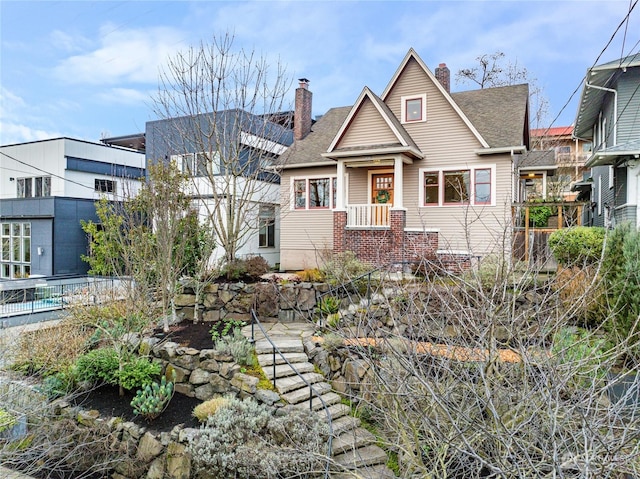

{"left": 525, "top": 200, "right": 554, "bottom": 228}
{"left": 548, "top": 226, "right": 606, "bottom": 266}
{"left": 210, "top": 318, "right": 247, "bottom": 342}
{"left": 213, "top": 328, "right": 255, "bottom": 366}
{"left": 37, "top": 372, "right": 74, "bottom": 400}
{"left": 130, "top": 374, "right": 175, "bottom": 421}
{"left": 317, "top": 296, "right": 340, "bottom": 316}
{"left": 117, "top": 357, "right": 161, "bottom": 391}
{"left": 0, "top": 408, "right": 18, "bottom": 433}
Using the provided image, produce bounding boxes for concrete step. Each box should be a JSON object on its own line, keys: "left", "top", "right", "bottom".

{"left": 263, "top": 361, "right": 314, "bottom": 379}
{"left": 282, "top": 382, "right": 331, "bottom": 405}
{"left": 316, "top": 402, "right": 352, "bottom": 422}
{"left": 254, "top": 338, "right": 304, "bottom": 355}
{"left": 333, "top": 444, "right": 388, "bottom": 470}
{"left": 275, "top": 372, "right": 324, "bottom": 394}
{"left": 331, "top": 415, "right": 361, "bottom": 436}
{"left": 293, "top": 391, "right": 342, "bottom": 411}
{"left": 257, "top": 352, "right": 308, "bottom": 366}
{"left": 331, "top": 464, "right": 396, "bottom": 479}
{"left": 332, "top": 427, "right": 377, "bottom": 455}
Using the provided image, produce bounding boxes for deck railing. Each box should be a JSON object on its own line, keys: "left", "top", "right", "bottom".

{"left": 346, "top": 203, "right": 391, "bottom": 227}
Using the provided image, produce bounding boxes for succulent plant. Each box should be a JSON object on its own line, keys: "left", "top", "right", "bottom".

{"left": 130, "top": 374, "right": 174, "bottom": 421}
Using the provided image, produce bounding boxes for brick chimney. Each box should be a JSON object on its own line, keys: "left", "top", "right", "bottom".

{"left": 294, "top": 78, "right": 312, "bottom": 141}
{"left": 435, "top": 63, "right": 450, "bottom": 93}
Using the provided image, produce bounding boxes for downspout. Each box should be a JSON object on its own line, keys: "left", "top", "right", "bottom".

{"left": 585, "top": 82, "right": 617, "bottom": 147}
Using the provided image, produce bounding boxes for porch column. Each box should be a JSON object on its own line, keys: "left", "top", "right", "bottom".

{"left": 393, "top": 156, "right": 404, "bottom": 209}
{"left": 336, "top": 159, "right": 346, "bottom": 210}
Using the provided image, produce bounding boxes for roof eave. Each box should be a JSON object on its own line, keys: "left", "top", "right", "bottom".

{"left": 474, "top": 146, "right": 526, "bottom": 156}
{"left": 322, "top": 145, "right": 424, "bottom": 160}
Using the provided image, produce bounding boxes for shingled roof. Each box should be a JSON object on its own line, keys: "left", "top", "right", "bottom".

{"left": 281, "top": 83, "right": 529, "bottom": 168}
{"left": 451, "top": 83, "right": 529, "bottom": 148}
{"left": 280, "top": 106, "right": 351, "bottom": 168}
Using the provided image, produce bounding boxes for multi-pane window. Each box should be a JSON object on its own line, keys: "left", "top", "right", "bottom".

{"left": 422, "top": 167, "right": 494, "bottom": 206}
{"left": 95, "top": 179, "right": 116, "bottom": 194}
{"left": 293, "top": 177, "right": 338, "bottom": 210}
{"left": 259, "top": 206, "right": 276, "bottom": 248}
{"left": 1, "top": 222, "right": 31, "bottom": 278}
{"left": 17, "top": 176, "right": 51, "bottom": 198}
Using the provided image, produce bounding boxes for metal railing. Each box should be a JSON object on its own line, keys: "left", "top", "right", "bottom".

{"left": 248, "top": 309, "right": 333, "bottom": 478}
{"left": 0, "top": 277, "right": 125, "bottom": 318}
{"left": 346, "top": 203, "right": 391, "bottom": 227}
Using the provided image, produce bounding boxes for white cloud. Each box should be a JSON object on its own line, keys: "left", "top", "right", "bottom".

{"left": 0, "top": 121, "right": 60, "bottom": 145}
{"left": 97, "top": 87, "right": 153, "bottom": 105}
{"left": 53, "top": 24, "right": 188, "bottom": 85}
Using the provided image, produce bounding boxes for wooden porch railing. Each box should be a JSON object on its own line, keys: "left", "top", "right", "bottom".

{"left": 511, "top": 202, "right": 590, "bottom": 263}
{"left": 346, "top": 204, "right": 392, "bottom": 227}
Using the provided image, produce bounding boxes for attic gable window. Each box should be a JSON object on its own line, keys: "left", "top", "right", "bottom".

{"left": 401, "top": 94, "right": 427, "bottom": 123}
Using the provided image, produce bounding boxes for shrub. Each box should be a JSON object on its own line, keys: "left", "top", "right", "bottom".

{"left": 244, "top": 255, "right": 271, "bottom": 278}
{"left": 316, "top": 296, "right": 340, "bottom": 316}
{"left": 74, "top": 347, "right": 160, "bottom": 390}
{"left": 552, "top": 327, "right": 608, "bottom": 387}
{"left": 188, "top": 396, "right": 328, "bottom": 479}
{"left": 214, "top": 328, "right": 255, "bottom": 366}
{"left": 193, "top": 396, "right": 233, "bottom": 422}
{"left": 0, "top": 408, "right": 17, "bottom": 433}
{"left": 220, "top": 259, "right": 247, "bottom": 280}
{"left": 320, "top": 251, "right": 371, "bottom": 284}
{"left": 37, "top": 372, "right": 74, "bottom": 400}
{"left": 130, "top": 374, "right": 175, "bottom": 421}
{"left": 548, "top": 226, "right": 606, "bottom": 266}
{"left": 296, "top": 268, "right": 324, "bottom": 282}
{"left": 552, "top": 266, "right": 607, "bottom": 327}
{"left": 210, "top": 318, "right": 246, "bottom": 342}
{"left": 527, "top": 201, "right": 554, "bottom": 227}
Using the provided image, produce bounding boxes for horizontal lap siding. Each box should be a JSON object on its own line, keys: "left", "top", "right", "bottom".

{"left": 616, "top": 69, "right": 640, "bottom": 145}
{"left": 386, "top": 58, "right": 512, "bottom": 255}
{"left": 280, "top": 166, "right": 337, "bottom": 270}
{"left": 337, "top": 99, "right": 397, "bottom": 148}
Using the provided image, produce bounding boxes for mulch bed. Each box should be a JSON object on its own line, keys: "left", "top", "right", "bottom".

{"left": 71, "top": 320, "right": 221, "bottom": 434}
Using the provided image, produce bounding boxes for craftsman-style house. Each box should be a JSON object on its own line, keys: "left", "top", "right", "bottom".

{"left": 278, "top": 49, "right": 530, "bottom": 271}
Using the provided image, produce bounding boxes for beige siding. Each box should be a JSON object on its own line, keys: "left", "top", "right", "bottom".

{"left": 280, "top": 166, "right": 337, "bottom": 270}
{"left": 336, "top": 98, "right": 398, "bottom": 149}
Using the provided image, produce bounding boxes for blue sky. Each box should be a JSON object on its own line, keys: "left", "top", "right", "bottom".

{"left": 1, "top": 0, "right": 638, "bottom": 146}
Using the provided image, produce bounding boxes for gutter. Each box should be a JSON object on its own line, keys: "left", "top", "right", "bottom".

{"left": 585, "top": 82, "right": 617, "bottom": 146}
{"left": 474, "top": 146, "right": 526, "bottom": 156}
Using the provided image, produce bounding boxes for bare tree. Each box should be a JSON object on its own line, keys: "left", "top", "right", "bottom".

{"left": 456, "top": 51, "right": 549, "bottom": 131}
{"left": 151, "top": 33, "right": 292, "bottom": 269}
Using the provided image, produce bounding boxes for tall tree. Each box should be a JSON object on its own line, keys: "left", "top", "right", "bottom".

{"left": 151, "top": 33, "right": 292, "bottom": 268}
{"left": 456, "top": 51, "right": 549, "bottom": 132}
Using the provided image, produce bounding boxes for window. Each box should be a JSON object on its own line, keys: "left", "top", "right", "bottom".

{"left": 423, "top": 172, "right": 439, "bottom": 205}
{"left": 292, "top": 176, "right": 338, "bottom": 210}
{"left": 95, "top": 179, "right": 116, "bottom": 194}
{"left": 34, "top": 176, "right": 51, "bottom": 197}
{"left": 583, "top": 142, "right": 592, "bottom": 152}
{"left": 401, "top": 94, "right": 427, "bottom": 123}
{"left": 259, "top": 206, "right": 276, "bottom": 248}
{"left": 556, "top": 146, "right": 571, "bottom": 154}
{"left": 1, "top": 222, "right": 31, "bottom": 278}
{"left": 17, "top": 176, "right": 51, "bottom": 198}
{"left": 420, "top": 166, "right": 495, "bottom": 207}
{"left": 172, "top": 152, "right": 219, "bottom": 177}
{"left": 444, "top": 170, "right": 470, "bottom": 204}
{"left": 474, "top": 169, "right": 491, "bottom": 204}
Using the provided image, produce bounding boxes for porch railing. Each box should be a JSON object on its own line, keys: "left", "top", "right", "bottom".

{"left": 346, "top": 203, "right": 391, "bottom": 227}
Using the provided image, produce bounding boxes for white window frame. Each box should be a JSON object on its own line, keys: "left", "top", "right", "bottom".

{"left": 418, "top": 165, "right": 497, "bottom": 207}
{"left": 401, "top": 94, "right": 427, "bottom": 124}
{"left": 258, "top": 205, "right": 276, "bottom": 248}
{"left": 1, "top": 221, "right": 31, "bottom": 279}
{"left": 171, "top": 152, "right": 220, "bottom": 177}
{"left": 609, "top": 165, "right": 614, "bottom": 189}
{"left": 290, "top": 175, "right": 341, "bottom": 211}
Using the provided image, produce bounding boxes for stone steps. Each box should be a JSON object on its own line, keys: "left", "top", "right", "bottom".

{"left": 293, "top": 391, "right": 343, "bottom": 412}
{"left": 274, "top": 372, "right": 324, "bottom": 394}
{"left": 331, "top": 427, "right": 377, "bottom": 455}
{"left": 262, "top": 361, "right": 315, "bottom": 379}
{"left": 331, "top": 415, "right": 361, "bottom": 436}
{"left": 256, "top": 352, "right": 308, "bottom": 366}
{"left": 281, "top": 381, "right": 332, "bottom": 405}
{"left": 254, "top": 338, "right": 304, "bottom": 355}
{"left": 331, "top": 464, "right": 396, "bottom": 479}
{"left": 333, "top": 445, "right": 389, "bottom": 470}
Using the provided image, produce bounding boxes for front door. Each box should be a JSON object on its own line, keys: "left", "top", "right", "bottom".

{"left": 371, "top": 173, "right": 393, "bottom": 225}
{"left": 372, "top": 173, "right": 394, "bottom": 205}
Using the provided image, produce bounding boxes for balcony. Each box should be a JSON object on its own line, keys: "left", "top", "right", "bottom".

{"left": 346, "top": 204, "right": 392, "bottom": 228}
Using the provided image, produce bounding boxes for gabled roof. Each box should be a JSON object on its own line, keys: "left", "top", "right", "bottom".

{"left": 326, "top": 87, "right": 422, "bottom": 159}
{"left": 451, "top": 84, "right": 530, "bottom": 149}
{"left": 574, "top": 53, "right": 640, "bottom": 139}
{"left": 381, "top": 48, "right": 490, "bottom": 149}
{"left": 279, "top": 106, "right": 352, "bottom": 168}
{"left": 515, "top": 150, "right": 557, "bottom": 171}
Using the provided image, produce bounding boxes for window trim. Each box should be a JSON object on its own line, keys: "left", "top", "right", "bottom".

{"left": 95, "top": 178, "right": 116, "bottom": 194}
{"left": 401, "top": 94, "right": 427, "bottom": 124}
{"left": 419, "top": 165, "right": 496, "bottom": 207}
{"left": 258, "top": 205, "right": 276, "bottom": 248}
{"left": 291, "top": 175, "right": 341, "bottom": 211}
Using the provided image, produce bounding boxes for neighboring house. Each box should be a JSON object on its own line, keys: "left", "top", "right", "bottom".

{"left": 145, "top": 109, "right": 294, "bottom": 267}
{"left": 523, "top": 126, "right": 591, "bottom": 200}
{"left": 0, "top": 137, "right": 145, "bottom": 278}
{"left": 279, "top": 49, "right": 530, "bottom": 271}
{"left": 574, "top": 54, "right": 640, "bottom": 229}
